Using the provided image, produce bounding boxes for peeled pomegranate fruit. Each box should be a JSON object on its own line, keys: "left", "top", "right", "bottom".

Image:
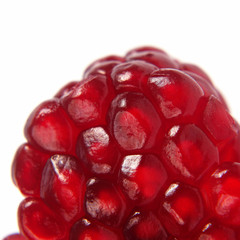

{"left": 6, "top": 46, "right": 240, "bottom": 239}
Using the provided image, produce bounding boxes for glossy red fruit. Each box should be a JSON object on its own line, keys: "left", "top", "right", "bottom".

{"left": 12, "top": 143, "right": 50, "bottom": 196}
{"left": 111, "top": 60, "right": 158, "bottom": 92}
{"left": 179, "top": 62, "right": 212, "bottom": 84}
{"left": 61, "top": 75, "right": 113, "bottom": 129}
{"left": 24, "top": 99, "right": 75, "bottom": 153}
{"left": 119, "top": 154, "right": 167, "bottom": 205}
{"left": 126, "top": 48, "right": 178, "bottom": 69}
{"left": 83, "top": 57, "right": 124, "bottom": 80}
{"left": 124, "top": 211, "right": 167, "bottom": 240}
{"left": 76, "top": 126, "right": 120, "bottom": 176}
{"left": 40, "top": 155, "right": 86, "bottom": 223}
{"left": 201, "top": 162, "right": 240, "bottom": 227}
{"left": 147, "top": 68, "right": 204, "bottom": 121}
{"left": 161, "top": 124, "right": 219, "bottom": 183}
{"left": 196, "top": 221, "right": 237, "bottom": 240}
{"left": 202, "top": 95, "right": 238, "bottom": 145}
{"left": 159, "top": 182, "right": 204, "bottom": 237}
{"left": 108, "top": 92, "right": 161, "bottom": 151}
{"left": 8, "top": 46, "right": 240, "bottom": 240}
{"left": 70, "top": 217, "right": 122, "bottom": 240}
{"left": 84, "top": 178, "right": 127, "bottom": 227}
{"left": 18, "top": 198, "right": 67, "bottom": 240}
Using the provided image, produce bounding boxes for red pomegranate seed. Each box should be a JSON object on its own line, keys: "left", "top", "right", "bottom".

{"left": 179, "top": 62, "right": 212, "bottom": 84}
{"left": 18, "top": 197, "right": 67, "bottom": 240}
{"left": 201, "top": 162, "right": 240, "bottom": 227}
{"left": 202, "top": 95, "right": 238, "bottom": 144}
{"left": 54, "top": 81, "right": 78, "bottom": 99}
{"left": 159, "top": 182, "right": 204, "bottom": 237}
{"left": 111, "top": 60, "right": 158, "bottom": 92}
{"left": 196, "top": 221, "right": 237, "bottom": 240}
{"left": 12, "top": 143, "right": 50, "bottom": 196}
{"left": 61, "top": 75, "right": 112, "bottom": 128}
{"left": 84, "top": 59, "right": 123, "bottom": 80}
{"left": 126, "top": 49, "right": 178, "bottom": 69}
{"left": 161, "top": 124, "right": 219, "bottom": 183}
{"left": 124, "top": 211, "right": 167, "bottom": 240}
{"left": 84, "top": 178, "right": 127, "bottom": 227}
{"left": 186, "top": 72, "right": 219, "bottom": 98}
{"left": 40, "top": 154, "right": 86, "bottom": 223}
{"left": 119, "top": 154, "right": 167, "bottom": 205}
{"left": 108, "top": 92, "right": 161, "bottom": 151}
{"left": 70, "top": 218, "right": 122, "bottom": 240}
{"left": 147, "top": 68, "right": 204, "bottom": 122}
{"left": 219, "top": 133, "right": 240, "bottom": 163}
{"left": 76, "top": 126, "right": 120, "bottom": 176}
{"left": 24, "top": 99, "right": 74, "bottom": 153}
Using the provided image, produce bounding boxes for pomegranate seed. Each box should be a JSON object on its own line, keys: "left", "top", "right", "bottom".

{"left": 12, "top": 143, "right": 50, "bottom": 196}
{"left": 24, "top": 99, "right": 74, "bottom": 153}
{"left": 179, "top": 62, "right": 212, "bottom": 84}
{"left": 148, "top": 69, "right": 204, "bottom": 121}
{"left": 119, "top": 154, "right": 167, "bottom": 205}
{"left": 18, "top": 197, "right": 67, "bottom": 240}
{"left": 84, "top": 178, "right": 127, "bottom": 227}
{"left": 126, "top": 49, "right": 178, "bottom": 69}
{"left": 124, "top": 211, "right": 167, "bottom": 240}
{"left": 161, "top": 124, "right": 219, "bottom": 183}
{"left": 108, "top": 92, "right": 161, "bottom": 151}
{"left": 196, "top": 221, "right": 237, "bottom": 240}
{"left": 111, "top": 60, "right": 158, "bottom": 92}
{"left": 70, "top": 218, "right": 122, "bottom": 240}
{"left": 76, "top": 126, "right": 120, "bottom": 176}
{"left": 40, "top": 154, "right": 86, "bottom": 223}
{"left": 201, "top": 162, "right": 240, "bottom": 227}
{"left": 202, "top": 95, "right": 238, "bottom": 144}
{"left": 159, "top": 182, "right": 204, "bottom": 237}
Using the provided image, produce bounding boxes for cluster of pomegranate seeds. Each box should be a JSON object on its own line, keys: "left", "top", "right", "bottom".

{"left": 6, "top": 46, "right": 240, "bottom": 240}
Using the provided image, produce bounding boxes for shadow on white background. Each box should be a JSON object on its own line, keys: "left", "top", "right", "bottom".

{"left": 0, "top": 0, "right": 240, "bottom": 238}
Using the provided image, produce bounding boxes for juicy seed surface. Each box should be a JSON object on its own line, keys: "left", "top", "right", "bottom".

{"left": 11, "top": 46, "right": 240, "bottom": 240}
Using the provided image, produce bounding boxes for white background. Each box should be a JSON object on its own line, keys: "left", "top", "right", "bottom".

{"left": 0, "top": 0, "right": 240, "bottom": 238}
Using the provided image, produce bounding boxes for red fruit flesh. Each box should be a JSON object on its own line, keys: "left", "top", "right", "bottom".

{"left": 108, "top": 92, "right": 161, "bottom": 151}
{"left": 84, "top": 178, "right": 127, "bottom": 227}
{"left": 179, "top": 62, "right": 212, "bottom": 84}
{"left": 126, "top": 48, "right": 178, "bottom": 69}
{"left": 9, "top": 46, "right": 240, "bottom": 240}
{"left": 201, "top": 162, "right": 240, "bottom": 227}
{"left": 40, "top": 155, "right": 86, "bottom": 223}
{"left": 111, "top": 60, "right": 158, "bottom": 92}
{"left": 119, "top": 154, "right": 167, "bottom": 205}
{"left": 70, "top": 218, "right": 122, "bottom": 240}
{"left": 12, "top": 143, "right": 50, "bottom": 196}
{"left": 159, "top": 182, "right": 204, "bottom": 237}
{"left": 202, "top": 95, "right": 238, "bottom": 144}
{"left": 24, "top": 99, "right": 75, "bottom": 154}
{"left": 196, "top": 221, "right": 237, "bottom": 240}
{"left": 124, "top": 211, "right": 167, "bottom": 240}
{"left": 147, "top": 68, "right": 204, "bottom": 121}
{"left": 61, "top": 75, "right": 113, "bottom": 129}
{"left": 161, "top": 124, "right": 219, "bottom": 183}
{"left": 18, "top": 198, "right": 67, "bottom": 240}
{"left": 76, "top": 126, "right": 120, "bottom": 176}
